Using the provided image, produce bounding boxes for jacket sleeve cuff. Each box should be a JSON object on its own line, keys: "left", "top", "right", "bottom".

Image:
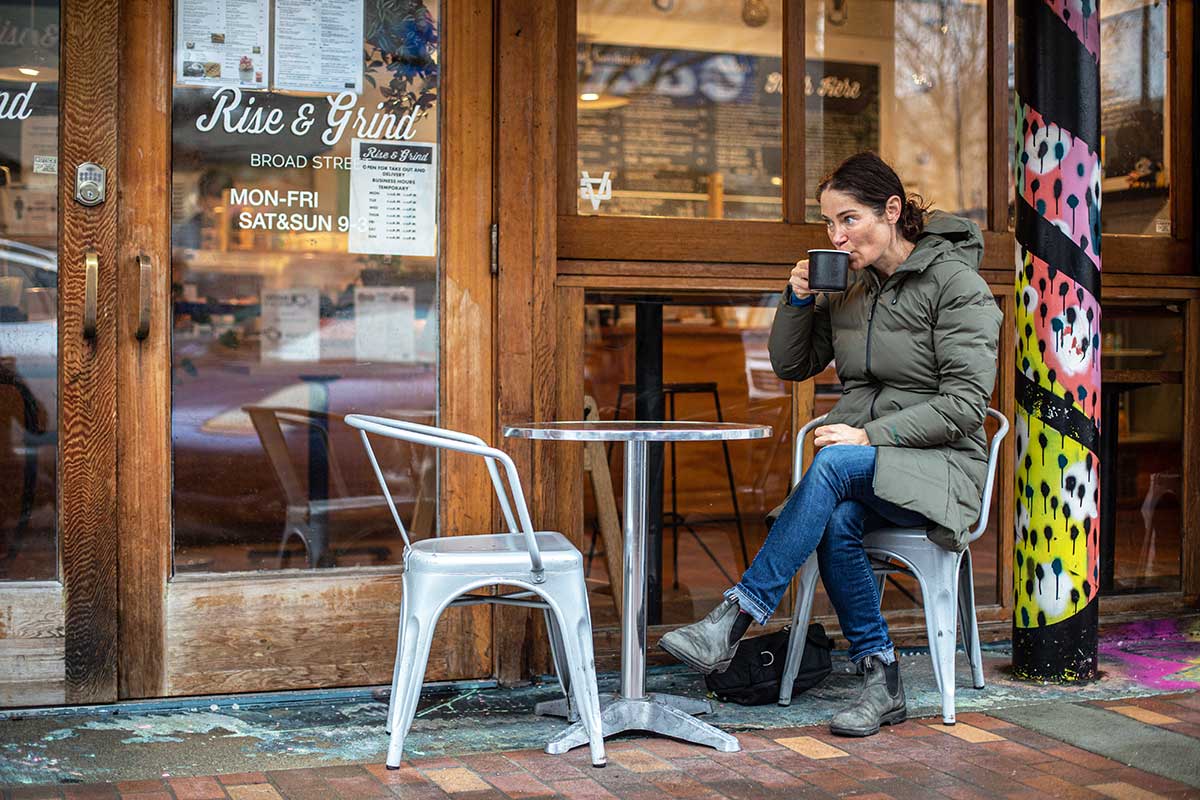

{"left": 863, "top": 419, "right": 892, "bottom": 446}
{"left": 785, "top": 287, "right": 815, "bottom": 307}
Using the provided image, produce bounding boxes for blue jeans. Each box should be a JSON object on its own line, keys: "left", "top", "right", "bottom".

{"left": 726, "top": 445, "right": 929, "bottom": 664}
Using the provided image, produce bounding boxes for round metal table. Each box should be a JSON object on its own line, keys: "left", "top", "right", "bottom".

{"left": 504, "top": 420, "right": 772, "bottom": 754}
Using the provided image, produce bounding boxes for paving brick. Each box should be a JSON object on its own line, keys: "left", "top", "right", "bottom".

{"left": 830, "top": 757, "right": 894, "bottom": 782}
{"left": 114, "top": 782, "right": 167, "bottom": 794}
{"left": 423, "top": 768, "right": 491, "bottom": 794}
{"left": 1032, "top": 757, "right": 1121, "bottom": 785}
{"left": 1087, "top": 782, "right": 1169, "bottom": 800}
{"left": 955, "top": 713, "right": 1018, "bottom": 731}
{"left": 1105, "top": 768, "right": 1196, "bottom": 795}
{"left": 732, "top": 731, "right": 785, "bottom": 752}
{"left": 364, "top": 764, "right": 429, "bottom": 786}
{"left": 1017, "top": 771, "right": 1105, "bottom": 800}
{"left": 802, "top": 766, "right": 867, "bottom": 795}
{"left": 545, "top": 778, "right": 620, "bottom": 800}
{"left": 5, "top": 788, "right": 65, "bottom": 800}
{"left": 775, "top": 735, "right": 849, "bottom": 759}
{"left": 61, "top": 788, "right": 119, "bottom": 800}
{"left": 503, "top": 751, "right": 588, "bottom": 782}
{"left": 226, "top": 787, "right": 285, "bottom": 800}
{"left": 263, "top": 771, "right": 333, "bottom": 800}
{"left": 119, "top": 794, "right": 173, "bottom": 800}
{"left": 929, "top": 722, "right": 1006, "bottom": 744}
{"left": 482, "top": 773, "right": 556, "bottom": 798}
{"left": 217, "top": 774, "right": 271, "bottom": 786}
{"left": 325, "top": 775, "right": 392, "bottom": 799}
{"left": 457, "top": 755, "right": 524, "bottom": 777}
{"left": 1107, "top": 706, "right": 1181, "bottom": 726}
{"left": 1044, "top": 745, "right": 1125, "bottom": 772}
{"left": 606, "top": 747, "right": 677, "bottom": 773}
{"left": 977, "top": 739, "right": 1059, "bottom": 763}
{"left": 886, "top": 762, "right": 958, "bottom": 789}
{"left": 167, "top": 777, "right": 229, "bottom": 800}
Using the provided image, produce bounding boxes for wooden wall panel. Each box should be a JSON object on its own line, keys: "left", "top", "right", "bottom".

{"left": 1183, "top": 299, "right": 1200, "bottom": 600}
{"left": 987, "top": 0, "right": 1010, "bottom": 233}
{"left": 0, "top": 585, "right": 66, "bottom": 707}
{"left": 783, "top": 0, "right": 805, "bottom": 224}
{"left": 164, "top": 574, "right": 479, "bottom": 694}
{"left": 116, "top": 0, "right": 172, "bottom": 700}
{"left": 59, "top": 0, "right": 120, "bottom": 704}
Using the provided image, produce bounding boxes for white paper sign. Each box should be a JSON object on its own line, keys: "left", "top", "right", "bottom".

{"left": 260, "top": 288, "right": 320, "bottom": 361}
{"left": 273, "top": 0, "right": 363, "bottom": 94}
{"left": 348, "top": 139, "right": 437, "bottom": 256}
{"left": 0, "top": 187, "right": 56, "bottom": 237}
{"left": 175, "top": 0, "right": 269, "bottom": 89}
{"left": 354, "top": 286, "right": 415, "bottom": 362}
{"left": 21, "top": 116, "right": 57, "bottom": 186}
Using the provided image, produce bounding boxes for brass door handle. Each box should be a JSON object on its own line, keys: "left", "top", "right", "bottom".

{"left": 135, "top": 254, "right": 151, "bottom": 340}
{"left": 83, "top": 251, "right": 98, "bottom": 340}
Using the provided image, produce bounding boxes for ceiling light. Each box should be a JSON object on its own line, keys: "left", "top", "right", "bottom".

{"left": 18, "top": 68, "right": 38, "bottom": 77}
{"left": 580, "top": 92, "right": 600, "bottom": 102}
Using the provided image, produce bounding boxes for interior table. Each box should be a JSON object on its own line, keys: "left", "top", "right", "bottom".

{"left": 504, "top": 420, "right": 771, "bottom": 753}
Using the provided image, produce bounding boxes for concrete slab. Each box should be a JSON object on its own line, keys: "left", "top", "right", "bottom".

{"left": 990, "top": 702, "right": 1200, "bottom": 788}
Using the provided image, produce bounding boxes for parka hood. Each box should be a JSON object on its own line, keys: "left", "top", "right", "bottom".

{"left": 898, "top": 211, "right": 985, "bottom": 275}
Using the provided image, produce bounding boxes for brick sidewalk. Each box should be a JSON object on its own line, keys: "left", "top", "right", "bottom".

{"left": 6, "top": 694, "right": 1200, "bottom": 799}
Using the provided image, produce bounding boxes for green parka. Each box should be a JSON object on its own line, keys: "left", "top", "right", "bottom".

{"left": 769, "top": 211, "right": 1003, "bottom": 551}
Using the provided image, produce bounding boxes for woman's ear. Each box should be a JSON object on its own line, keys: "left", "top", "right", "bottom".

{"left": 885, "top": 195, "right": 903, "bottom": 224}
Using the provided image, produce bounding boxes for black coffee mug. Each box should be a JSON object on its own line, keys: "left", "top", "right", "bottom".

{"left": 807, "top": 249, "right": 850, "bottom": 292}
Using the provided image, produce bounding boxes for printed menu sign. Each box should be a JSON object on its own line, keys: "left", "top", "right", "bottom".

{"left": 175, "top": 0, "right": 269, "bottom": 89}
{"left": 273, "top": 0, "right": 364, "bottom": 93}
{"left": 354, "top": 287, "right": 415, "bottom": 362}
{"left": 348, "top": 139, "right": 437, "bottom": 257}
{"left": 260, "top": 288, "right": 320, "bottom": 361}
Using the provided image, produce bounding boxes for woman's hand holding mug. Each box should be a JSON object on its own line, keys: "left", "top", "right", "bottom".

{"left": 789, "top": 259, "right": 812, "bottom": 300}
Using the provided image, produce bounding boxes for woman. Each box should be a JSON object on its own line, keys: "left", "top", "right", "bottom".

{"left": 660, "top": 152, "right": 1002, "bottom": 736}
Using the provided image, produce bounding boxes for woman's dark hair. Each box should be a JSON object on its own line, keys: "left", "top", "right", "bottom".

{"left": 817, "top": 152, "right": 929, "bottom": 242}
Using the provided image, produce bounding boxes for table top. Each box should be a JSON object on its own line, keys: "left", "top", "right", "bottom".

{"left": 503, "top": 420, "right": 772, "bottom": 442}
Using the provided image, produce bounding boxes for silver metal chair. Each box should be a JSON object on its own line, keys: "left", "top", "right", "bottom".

{"left": 777, "top": 409, "right": 1009, "bottom": 724}
{"left": 345, "top": 414, "right": 606, "bottom": 768}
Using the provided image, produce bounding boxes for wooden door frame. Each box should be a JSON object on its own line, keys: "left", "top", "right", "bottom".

{"left": 113, "top": 0, "right": 499, "bottom": 699}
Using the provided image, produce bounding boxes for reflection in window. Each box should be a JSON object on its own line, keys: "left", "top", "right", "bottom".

{"left": 1100, "top": 0, "right": 1169, "bottom": 235}
{"left": 576, "top": 1, "right": 783, "bottom": 220}
{"left": 583, "top": 294, "right": 793, "bottom": 627}
{"left": 170, "top": 2, "right": 440, "bottom": 573}
{"left": 807, "top": 0, "right": 988, "bottom": 224}
{"left": 0, "top": 4, "right": 59, "bottom": 581}
{"left": 1102, "top": 304, "right": 1183, "bottom": 594}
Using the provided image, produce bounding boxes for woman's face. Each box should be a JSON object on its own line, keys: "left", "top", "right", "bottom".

{"left": 819, "top": 188, "right": 902, "bottom": 271}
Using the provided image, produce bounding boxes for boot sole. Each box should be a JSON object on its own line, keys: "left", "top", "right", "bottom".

{"left": 658, "top": 638, "right": 735, "bottom": 676}
{"left": 829, "top": 707, "right": 907, "bottom": 738}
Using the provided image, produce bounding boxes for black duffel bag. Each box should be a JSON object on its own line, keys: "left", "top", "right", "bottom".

{"left": 703, "top": 623, "right": 833, "bottom": 705}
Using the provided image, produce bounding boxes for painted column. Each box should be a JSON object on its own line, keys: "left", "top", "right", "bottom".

{"left": 1012, "top": 0, "right": 1102, "bottom": 681}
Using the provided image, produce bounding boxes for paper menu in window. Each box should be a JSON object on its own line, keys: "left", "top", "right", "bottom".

{"left": 272, "top": 0, "right": 363, "bottom": 94}
{"left": 175, "top": 0, "right": 269, "bottom": 89}
{"left": 354, "top": 287, "right": 415, "bottom": 363}
{"left": 347, "top": 138, "right": 437, "bottom": 257}
{"left": 260, "top": 288, "right": 320, "bottom": 362}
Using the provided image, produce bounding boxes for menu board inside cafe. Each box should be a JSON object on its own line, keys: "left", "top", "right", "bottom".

{"left": 576, "top": 44, "right": 880, "bottom": 220}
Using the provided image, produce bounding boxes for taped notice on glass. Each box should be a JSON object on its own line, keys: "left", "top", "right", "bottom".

{"left": 348, "top": 139, "right": 437, "bottom": 257}
{"left": 175, "top": 0, "right": 269, "bottom": 88}
{"left": 260, "top": 288, "right": 320, "bottom": 361}
{"left": 273, "top": 0, "right": 363, "bottom": 93}
{"left": 354, "top": 286, "right": 415, "bottom": 362}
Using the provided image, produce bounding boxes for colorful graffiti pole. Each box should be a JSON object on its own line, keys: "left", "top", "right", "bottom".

{"left": 1012, "top": 0, "right": 1102, "bottom": 681}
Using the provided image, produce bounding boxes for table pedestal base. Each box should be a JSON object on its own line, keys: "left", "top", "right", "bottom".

{"left": 544, "top": 693, "right": 740, "bottom": 754}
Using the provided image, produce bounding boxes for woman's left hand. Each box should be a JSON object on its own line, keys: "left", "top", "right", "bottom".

{"left": 814, "top": 424, "right": 870, "bottom": 447}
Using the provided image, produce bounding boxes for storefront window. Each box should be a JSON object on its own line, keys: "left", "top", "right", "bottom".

{"left": 0, "top": 3, "right": 59, "bottom": 581}
{"left": 1102, "top": 304, "right": 1183, "bottom": 593}
{"left": 575, "top": 0, "right": 784, "bottom": 220}
{"left": 807, "top": 0, "right": 989, "bottom": 224}
{"left": 170, "top": 1, "right": 440, "bottom": 573}
{"left": 583, "top": 293, "right": 793, "bottom": 627}
{"left": 1100, "top": 0, "right": 1169, "bottom": 235}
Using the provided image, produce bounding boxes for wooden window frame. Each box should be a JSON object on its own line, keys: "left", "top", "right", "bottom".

{"left": 556, "top": 0, "right": 1194, "bottom": 276}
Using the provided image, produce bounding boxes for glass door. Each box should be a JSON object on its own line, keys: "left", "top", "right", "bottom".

{"left": 0, "top": 0, "right": 123, "bottom": 707}
{"left": 111, "top": 0, "right": 496, "bottom": 699}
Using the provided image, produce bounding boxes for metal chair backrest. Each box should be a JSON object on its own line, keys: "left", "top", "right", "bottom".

{"left": 344, "top": 414, "right": 544, "bottom": 579}
{"left": 792, "top": 409, "right": 1009, "bottom": 544}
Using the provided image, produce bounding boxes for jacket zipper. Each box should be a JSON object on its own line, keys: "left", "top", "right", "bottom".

{"left": 866, "top": 279, "right": 883, "bottom": 419}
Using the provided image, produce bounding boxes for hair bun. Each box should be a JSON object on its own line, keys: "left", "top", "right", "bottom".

{"left": 899, "top": 194, "right": 929, "bottom": 241}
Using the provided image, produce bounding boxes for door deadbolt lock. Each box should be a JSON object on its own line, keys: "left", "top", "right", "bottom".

{"left": 75, "top": 162, "right": 107, "bottom": 207}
